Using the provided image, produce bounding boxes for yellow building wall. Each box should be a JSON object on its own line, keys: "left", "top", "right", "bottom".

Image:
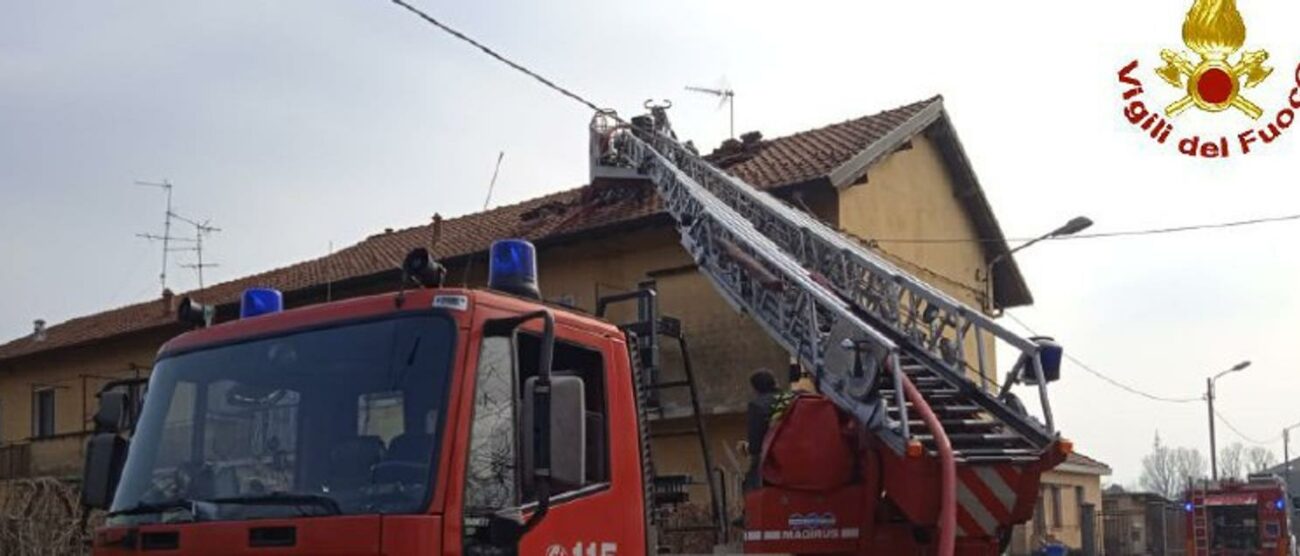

{"left": 0, "top": 330, "right": 166, "bottom": 477}
{"left": 837, "top": 135, "right": 999, "bottom": 385}
{"left": 1009, "top": 467, "right": 1106, "bottom": 554}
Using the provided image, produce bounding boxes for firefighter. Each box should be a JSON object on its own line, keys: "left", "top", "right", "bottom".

{"left": 742, "top": 369, "right": 779, "bottom": 492}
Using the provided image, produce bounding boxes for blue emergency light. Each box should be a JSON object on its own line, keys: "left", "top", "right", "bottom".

{"left": 1184, "top": 502, "right": 1194, "bottom": 512}
{"left": 241, "top": 288, "right": 284, "bottom": 318}
{"left": 1277, "top": 498, "right": 1286, "bottom": 511}
{"left": 1021, "top": 337, "right": 1063, "bottom": 385}
{"left": 488, "top": 239, "right": 540, "bottom": 300}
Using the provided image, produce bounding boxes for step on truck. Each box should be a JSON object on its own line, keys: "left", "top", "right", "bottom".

{"left": 80, "top": 107, "right": 1071, "bottom": 555}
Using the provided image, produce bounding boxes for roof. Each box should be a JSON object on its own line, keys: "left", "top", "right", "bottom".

{"left": 0, "top": 96, "right": 1029, "bottom": 362}
{"left": 1058, "top": 452, "right": 1113, "bottom": 476}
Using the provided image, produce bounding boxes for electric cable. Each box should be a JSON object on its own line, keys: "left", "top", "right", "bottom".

{"left": 388, "top": 0, "right": 610, "bottom": 115}
{"left": 871, "top": 213, "right": 1300, "bottom": 244}
{"left": 1004, "top": 312, "right": 1203, "bottom": 404}
{"left": 1214, "top": 409, "right": 1283, "bottom": 446}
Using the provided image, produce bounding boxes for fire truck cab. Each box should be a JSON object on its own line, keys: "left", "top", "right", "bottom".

{"left": 82, "top": 242, "right": 652, "bottom": 555}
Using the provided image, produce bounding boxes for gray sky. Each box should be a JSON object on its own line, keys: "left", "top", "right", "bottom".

{"left": 3, "top": 0, "right": 1299, "bottom": 485}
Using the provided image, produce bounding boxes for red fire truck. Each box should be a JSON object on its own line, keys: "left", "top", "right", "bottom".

{"left": 78, "top": 105, "right": 1071, "bottom": 555}
{"left": 1186, "top": 474, "right": 1295, "bottom": 556}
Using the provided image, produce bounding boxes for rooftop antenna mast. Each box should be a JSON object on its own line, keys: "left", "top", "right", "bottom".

{"left": 171, "top": 212, "right": 221, "bottom": 290}
{"left": 135, "top": 179, "right": 189, "bottom": 294}
{"left": 462, "top": 151, "right": 505, "bottom": 286}
{"left": 686, "top": 82, "right": 736, "bottom": 139}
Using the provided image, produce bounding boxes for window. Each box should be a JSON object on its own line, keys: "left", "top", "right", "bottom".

{"left": 110, "top": 315, "right": 456, "bottom": 524}
{"left": 1075, "top": 486, "right": 1085, "bottom": 525}
{"left": 516, "top": 335, "right": 610, "bottom": 491}
{"left": 1050, "top": 485, "right": 1063, "bottom": 528}
{"left": 462, "top": 332, "right": 612, "bottom": 514}
{"left": 32, "top": 389, "right": 55, "bottom": 438}
{"left": 464, "top": 336, "right": 518, "bottom": 511}
{"left": 1034, "top": 487, "right": 1047, "bottom": 536}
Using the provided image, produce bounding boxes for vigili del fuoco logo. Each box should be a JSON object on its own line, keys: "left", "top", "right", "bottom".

{"left": 1117, "top": 0, "right": 1299, "bottom": 158}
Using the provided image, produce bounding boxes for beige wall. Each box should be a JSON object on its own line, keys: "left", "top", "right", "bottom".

{"left": 0, "top": 329, "right": 166, "bottom": 478}
{"left": 837, "top": 136, "right": 989, "bottom": 310}
{"left": 0, "top": 333, "right": 164, "bottom": 444}
{"left": 1009, "top": 467, "right": 1107, "bottom": 554}
{"left": 837, "top": 135, "right": 999, "bottom": 384}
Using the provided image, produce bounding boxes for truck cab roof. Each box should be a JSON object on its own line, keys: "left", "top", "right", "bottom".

{"left": 159, "top": 287, "right": 624, "bottom": 359}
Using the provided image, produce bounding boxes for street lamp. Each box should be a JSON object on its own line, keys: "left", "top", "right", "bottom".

{"left": 983, "top": 216, "right": 1093, "bottom": 313}
{"left": 1207, "top": 360, "right": 1252, "bottom": 481}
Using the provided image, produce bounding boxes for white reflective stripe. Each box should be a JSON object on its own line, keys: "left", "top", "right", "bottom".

{"left": 957, "top": 482, "right": 998, "bottom": 536}
{"left": 841, "top": 527, "right": 860, "bottom": 539}
{"left": 974, "top": 467, "right": 1016, "bottom": 512}
{"left": 763, "top": 530, "right": 781, "bottom": 541}
{"left": 956, "top": 522, "right": 974, "bottom": 537}
{"left": 744, "top": 531, "right": 762, "bottom": 541}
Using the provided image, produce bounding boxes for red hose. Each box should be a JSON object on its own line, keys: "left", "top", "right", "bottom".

{"left": 901, "top": 374, "right": 957, "bottom": 556}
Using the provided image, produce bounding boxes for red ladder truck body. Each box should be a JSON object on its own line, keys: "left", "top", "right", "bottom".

{"left": 1186, "top": 475, "right": 1294, "bottom": 556}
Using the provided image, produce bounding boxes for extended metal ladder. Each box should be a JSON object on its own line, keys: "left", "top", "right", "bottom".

{"left": 589, "top": 107, "right": 1060, "bottom": 463}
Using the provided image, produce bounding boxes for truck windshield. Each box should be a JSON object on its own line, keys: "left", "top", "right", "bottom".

{"left": 109, "top": 313, "right": 455, "bottom": 525}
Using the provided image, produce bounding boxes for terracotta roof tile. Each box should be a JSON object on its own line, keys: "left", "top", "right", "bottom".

{"left": 0, "top": 97, "right": 941, "bottom": 361}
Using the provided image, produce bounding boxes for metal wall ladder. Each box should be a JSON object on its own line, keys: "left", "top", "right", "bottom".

{"left": 597, "top": 284, "right": 725, "bottom": 547}
{"left": 1190, "top": 482, "right": 1210, "bottom": 555}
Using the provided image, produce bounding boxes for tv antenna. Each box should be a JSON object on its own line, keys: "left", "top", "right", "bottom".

{"left": 170, "top": 212, "right": 221, "bottom": 290}
{"left": 135, "top": 179, "right": 186, "bottom": 294}
{"left": 463, "top": 151, "right": 505, "bottom": 286}
{"left": 686, "top": 81, "right": 735, "bottom": 139}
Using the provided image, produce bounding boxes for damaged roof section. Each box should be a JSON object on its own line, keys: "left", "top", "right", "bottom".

{"left": 0, "top": 95, "right": 1030, "bottom": 362}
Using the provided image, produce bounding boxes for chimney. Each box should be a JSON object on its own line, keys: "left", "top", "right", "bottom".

{"left": 160, "top": 288, "right": 175, "bottom": 315}
{"left": 32, "top": 319, "right": 46, "bottom": 342}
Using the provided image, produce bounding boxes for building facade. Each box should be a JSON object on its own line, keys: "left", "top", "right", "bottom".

{"left": 1006, "top": 448, "right": 1113, "bottom": 553}
{"left": 1101, "top": 487, "right": 1186, "bottom": 556}
{"left": 0, "top": 96, "right": 1093, "bottom": 540}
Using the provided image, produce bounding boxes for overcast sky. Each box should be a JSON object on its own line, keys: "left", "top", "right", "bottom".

{"left": 3, "top": 0, "right": 1299, "bottom": 485}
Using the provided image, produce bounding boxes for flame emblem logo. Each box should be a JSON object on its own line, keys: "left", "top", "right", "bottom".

{"left": 1156, "top": 0, "right": 1273, "bottom": 118}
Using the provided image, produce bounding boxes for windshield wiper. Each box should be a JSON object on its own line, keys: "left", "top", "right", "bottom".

{"left": 205, "top": 492, "right": 342, "bottom": 515}
{"left": 108, "top": 498, "right": 196, "bottom": 518}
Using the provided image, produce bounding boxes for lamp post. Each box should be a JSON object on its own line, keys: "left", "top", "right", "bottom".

{"left": 984, "top": 216, "right": 1093, "bottom": 312}
{"left": 1207, "top": 360, "right": 1252, "bottom": 481}
{"left": 1283, "top": 421, "right": 1300, "bottom": 495}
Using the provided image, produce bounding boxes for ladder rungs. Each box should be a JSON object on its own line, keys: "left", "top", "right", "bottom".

{"left": 908, "top": 419, "right": 999, "bottom": 428}
{"left": 915, "top": 433, "right": 1024, "bottom": 442}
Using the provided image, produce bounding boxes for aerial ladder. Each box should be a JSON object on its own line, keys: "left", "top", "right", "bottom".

{"left": 589, "top": 105, "right": 1070, "bottom": 555}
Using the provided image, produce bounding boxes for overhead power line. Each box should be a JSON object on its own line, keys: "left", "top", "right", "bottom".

{"left": 872, "top": 213, "right": 1300, "bottom": 244}
{"left": 1003, "top": 312, "right": 1202, "bottom": 404}
{"left": 387, "top": 0, "right": 608, "bottom": 114}
{"left": 1215, "top": 409, "right": 1281, "bottom": 446}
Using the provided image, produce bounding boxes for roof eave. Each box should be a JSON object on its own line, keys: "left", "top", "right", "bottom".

{"left": 824, "top": 97, "right": 1033, "bottom": 309}
{"left": 924, "top": 110, "right": 1033, "bottom": 309}
{"left": 827, "top": 98, "right": 946, "bottom": 189}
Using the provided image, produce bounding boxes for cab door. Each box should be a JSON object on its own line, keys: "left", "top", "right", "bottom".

{"left": 448, "top": 305, "right": 646, "bottom": 555}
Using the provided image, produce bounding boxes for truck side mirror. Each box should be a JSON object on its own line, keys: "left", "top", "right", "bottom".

{"left": 523, "top": 374, "right": 586, "bottom": 491}
{"left": 93, "top": 391, "right": 127, "bottom": 433}
{"left": 82, "top": 433, "right": 128, "bottom": 509}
